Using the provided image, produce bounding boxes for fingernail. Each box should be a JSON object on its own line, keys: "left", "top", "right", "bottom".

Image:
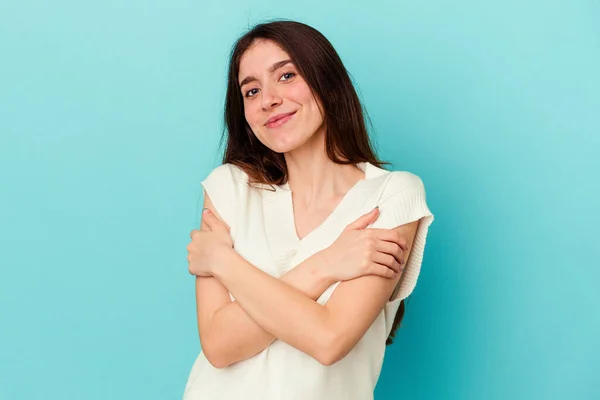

{"left": 202, "top": 208, "right": 209, "bottom": 214}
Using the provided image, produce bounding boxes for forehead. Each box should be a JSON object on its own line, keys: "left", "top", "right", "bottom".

{"left": 238, "top": 40, "right": 291, "bottom": 77}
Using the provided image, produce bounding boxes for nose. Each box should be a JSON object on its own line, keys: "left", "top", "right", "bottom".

{"left": 260, "top": 84, "right": 282, "bottom": 111}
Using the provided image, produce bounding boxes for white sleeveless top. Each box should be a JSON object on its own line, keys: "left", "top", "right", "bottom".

{"left": 183, "top": 162, "right": 435, "bottom": 400}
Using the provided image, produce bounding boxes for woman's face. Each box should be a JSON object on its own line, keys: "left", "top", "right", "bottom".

{"left": 238, "top": 39, "right": 325, "bottom": 154}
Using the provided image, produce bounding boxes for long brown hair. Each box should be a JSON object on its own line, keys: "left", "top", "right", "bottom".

{"left": 218, "top": 19, "right": 405, "bottom": 345}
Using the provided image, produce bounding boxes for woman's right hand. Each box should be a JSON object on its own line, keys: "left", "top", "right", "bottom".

{"left": 320, "top": 207, "right": 409, "bottom": 282}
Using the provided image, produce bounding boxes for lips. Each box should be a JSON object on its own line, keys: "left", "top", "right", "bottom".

{"left": 265, "top": 111, "right": 296, "bottom": 127}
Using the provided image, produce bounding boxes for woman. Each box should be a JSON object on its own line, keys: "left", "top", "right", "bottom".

{"left": 183, "top": 20, "right": 434, "bottom": 400}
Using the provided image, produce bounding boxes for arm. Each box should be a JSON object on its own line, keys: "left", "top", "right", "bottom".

{"left": 214, "top": 219, "right": 420, "bottom": 366}
{"left": 196, "top": 193, "right": 337, "bottom": 368}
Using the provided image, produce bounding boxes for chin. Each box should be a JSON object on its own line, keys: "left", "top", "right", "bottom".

{"left": 255, "top": 126, "right": 315, "bottom": 154}
{"left": 255, "top": 129, "right": 293, "bottom": 152}
{"left": 268, "top": 141, "right": 299, "bottom": 154}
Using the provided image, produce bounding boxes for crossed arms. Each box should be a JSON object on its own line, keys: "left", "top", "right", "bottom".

{"left": 195, "top": 193, "right": 420, "bottom": 368}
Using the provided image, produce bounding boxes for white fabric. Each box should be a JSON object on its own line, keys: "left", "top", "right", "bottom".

{"left": 183, "top": 162, "right": 435, "bottom": 400}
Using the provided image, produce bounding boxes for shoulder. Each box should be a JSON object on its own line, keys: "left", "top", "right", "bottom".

{"left": 201, "top": 163, "right": 252, "bottom": 208}
{"left": 386, "top": 170, "right": 425, "bottom": 191}
{"left": 366, "top": 168, "right": 432, "bottom": 230}
{"left": 378, "top": 169, "right": 426, "bottom": 203}
{"left": 203, "top": 163, "right": 249, "bottom": 186}
{"left": 200, "top": 163, "right": 251, "bottom": 232}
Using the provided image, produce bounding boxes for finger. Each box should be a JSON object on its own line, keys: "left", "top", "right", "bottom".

{"left": 369, "top": 229, "right": 408, "bottom": 251}
{"left": 189, "top": 229, "right": 201, "bottom": 240}
{"left": 371, "top": 251, "right": 404, "bottom": 273}
{"left": 345, "top": 207, "right": 379, "bottom": 231}
{"left": 368, "top": 263, "right": 396, "bottom": 279}
{"left": 200, "top": 208, "right": 212, "bottom": 231}
{"left": 202, "top": 208, "right": 230, "bottom": 232}
{"left": 202, "top": 208, "right": 221, "bottom": 232}
{"left": 374, "top": 239, "right": 406, "bottom": 265}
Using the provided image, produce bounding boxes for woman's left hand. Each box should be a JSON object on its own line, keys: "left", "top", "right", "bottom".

{"left": 187, "top": 208, "right": 233, "bottom": 277}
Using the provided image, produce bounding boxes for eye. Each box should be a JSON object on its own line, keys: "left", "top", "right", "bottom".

{"left": 243, "top": 72, "right": 296, "bottom": 99}
{"left": 244, "top": 88, "right": 259, "bottom": 98}
{"left": 280, "top": 71, "right": 296, "bottom": 81}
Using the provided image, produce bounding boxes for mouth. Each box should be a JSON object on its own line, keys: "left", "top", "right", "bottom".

{"left": 265, "top": 111, "right": 297, "bottom": 129}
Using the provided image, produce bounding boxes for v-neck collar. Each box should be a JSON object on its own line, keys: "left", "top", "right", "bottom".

{"left": 261, "top": 162, "right": 393, "bottom": 276}
{"left": 283, "top": 161, "right": 370, "bottom": 244}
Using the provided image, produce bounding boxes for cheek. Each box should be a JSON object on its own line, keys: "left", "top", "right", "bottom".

{"left": 287, "top": 82, "right": 313, "bottom": 104}
{"left": 295, "top": 85, "right": 322, "bottom": 116}
{"left": 243, "top": 104, "right": 268, "bottom": 143}
{"left": 244, "top": 103, "right": 260, "bottom": 127}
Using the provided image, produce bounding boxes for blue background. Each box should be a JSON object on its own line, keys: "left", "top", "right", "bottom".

{"left": 1, "top": 1, "right": 598, "bottom": 399}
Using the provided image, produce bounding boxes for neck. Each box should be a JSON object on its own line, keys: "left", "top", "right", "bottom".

{"left": 283, "top": 133, "right": 365, "bottom": 208}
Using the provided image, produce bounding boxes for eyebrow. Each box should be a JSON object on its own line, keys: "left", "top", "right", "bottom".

{"left": 239, "top": 59, "right": 293, "bottom": 88}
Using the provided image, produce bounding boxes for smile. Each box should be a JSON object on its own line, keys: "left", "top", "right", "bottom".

{"left": 265, "top": 111, "right": 296, "bottom": 129}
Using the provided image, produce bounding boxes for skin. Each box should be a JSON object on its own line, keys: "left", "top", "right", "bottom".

{"left": 188, "top": 39, "right": 421, "bottom": 368}
{"left": 239, "top": 38, "right": 369, "bottom": 240}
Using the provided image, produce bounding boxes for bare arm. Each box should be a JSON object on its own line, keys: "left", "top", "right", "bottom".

{"left": 213, "top": 220, "right": 420, "bottom": 366}
{"left": 196, "top": 193, "right": 336, "bottom": 368}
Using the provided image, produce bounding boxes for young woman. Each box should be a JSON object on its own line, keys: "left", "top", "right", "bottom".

{"left": 183, "top": 20, "right": 434, "bottom": 400}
